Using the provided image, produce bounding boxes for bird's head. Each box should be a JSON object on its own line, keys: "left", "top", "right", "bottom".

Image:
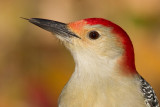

{"left": 26, "top": 18, "right": 136, "bottom": 75}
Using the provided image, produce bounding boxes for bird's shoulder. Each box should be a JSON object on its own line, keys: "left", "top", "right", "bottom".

{"left": 139, "top": 76, "right": 159, "bottom": 107}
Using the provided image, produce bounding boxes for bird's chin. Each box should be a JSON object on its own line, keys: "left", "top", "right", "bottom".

{"left": 54, "top": 34, "right": 72, "bottom": 44}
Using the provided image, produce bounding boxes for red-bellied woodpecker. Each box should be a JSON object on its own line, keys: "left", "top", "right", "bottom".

{"left": 24, "top": 17, "right": 159, "bottom": 107}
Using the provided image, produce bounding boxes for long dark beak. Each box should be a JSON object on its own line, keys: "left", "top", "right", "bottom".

{"left": 21, "top": 17, "right": 80, "bottom": 39}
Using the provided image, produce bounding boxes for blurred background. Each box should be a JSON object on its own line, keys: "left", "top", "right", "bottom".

{"left": 0, "top": 0, "right": 160, "bottom": 106}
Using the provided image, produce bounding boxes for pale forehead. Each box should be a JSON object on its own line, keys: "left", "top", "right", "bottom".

{"left": 68, "top": 19, "right": 111, "bottom": 35}
{"left": 68, "top": 20, "right": 86, "bottom": 32}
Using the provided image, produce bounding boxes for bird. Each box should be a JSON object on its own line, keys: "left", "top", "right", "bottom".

{"left": 23, "top": 17, "right": 159, "bottom": 107}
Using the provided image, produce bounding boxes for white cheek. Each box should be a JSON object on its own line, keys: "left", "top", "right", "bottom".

{"left": 71, "top": 48, "right": 118, "bottom": 75}
{"left": 83, "top": 25, "right": 123, "bottom": 58}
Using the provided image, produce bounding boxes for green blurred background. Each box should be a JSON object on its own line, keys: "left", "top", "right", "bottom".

{"left": 0, "top": 0, "right": 160, "bottom": 106}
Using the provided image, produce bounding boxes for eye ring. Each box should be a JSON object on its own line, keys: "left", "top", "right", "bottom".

{"left": 88, "top": 31, "right": 100, "bottom": 40}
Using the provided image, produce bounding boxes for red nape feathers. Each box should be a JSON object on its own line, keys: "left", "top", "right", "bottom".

{"left": 84, "top": 18, "right": 136, "bottom": 73}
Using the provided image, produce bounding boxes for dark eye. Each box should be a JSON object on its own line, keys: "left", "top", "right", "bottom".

{"left": 88, "top": 31, "right": 100, "bottom": 40}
